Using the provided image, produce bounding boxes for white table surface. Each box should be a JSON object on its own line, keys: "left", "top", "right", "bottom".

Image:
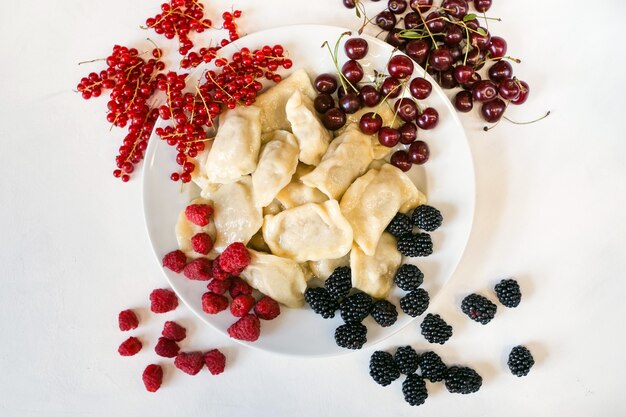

{"left": 2, "top": 0, "right": 626, "bottom": 416}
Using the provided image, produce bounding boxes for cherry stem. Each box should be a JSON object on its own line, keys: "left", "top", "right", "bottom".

{"left": 415, "top": 7, "right": 439, "bottom": 49}
{"left": 504, "top": 110, "right": 551, "bottom": 125}
{"left": 78, "top": 58, "right": 105, "bottom": 65}
{"left": 322, "top": 32, "right": 359, "bottom": 94}
{"left": 463, "top": 24, "right": 470, "bottom": 65}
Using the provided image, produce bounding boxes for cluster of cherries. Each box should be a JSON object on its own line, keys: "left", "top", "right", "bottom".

{"left": 313, "top": 35, "right": 436, "bottom": 172}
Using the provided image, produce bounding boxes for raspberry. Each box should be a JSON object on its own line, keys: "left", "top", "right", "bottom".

{"left": 201, "top": 292, "right": 229, "bottom": 314}
{"left": 162, "top": 249, "right": 187, "bottom": 273}
{"left": 150, "top": 288, "right": 178, "bottom": 313}
{"left": 219, "top": 242, "right": 251, "bottom": 275}
{"left": 118, "top": 336, "right": 142, "bottom": 356}
{"left": 254, "top": 296, "right": 281, "bottom": 320}
{"left": 204, "top": 349, "right": 226, "bottom": 375}
{"left": 227, "top": 314, "right": 261, "bottom": 341}
{"left": 211, "top": 257, "right": 230, "bottom": 281}
{"left": 175, "top": 351, "right": 205, "bottom": 375}
{"left": 162, "top": 321, "right": 186, "bottom": 341}
{"left": 185, "top": 204, "right": 213, "bottom": 226}
{"left": 229, "top": 276, "right": 253, "bottom": 298}
{"left": 183, "top": 258, "right": 212, "bottom": 281}
{"left": 230, "top": 294, "right": 256, "bottom": 317}
{"left": 191, "top": 232, "right": 213, "bottom": 255}
{"left": 142, "top": 364, "right": 163, "bottom": 392}
{"left": 155, "top": 337, "right": 180, "bottom": 358}
{"left": 207, "top": 278, "right": 231, "bottom": 295}
{"left": 118, "top": 309, "right": 139, "bottom": 331}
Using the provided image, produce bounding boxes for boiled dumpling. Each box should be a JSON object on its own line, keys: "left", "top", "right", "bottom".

{"left": 286, "top": 91, "right": 332, "bottom": 165}
{"left": 205, "top": 106, "right": 261, "bottom": 184}
{"left": 350, "top": 232, "right": 401, "bottom": 299}
{"left": 252, "top": 130, "right": 299, "bottom": 207}
{"left": 340, "top": 164, "right": 426, "bottom": 256}
{"left": 263, "top": 200, "right": 353, "bottom": 262}
{"left": 276, "top": 164, "right": 328, "bottom": 209}
{"left": 175, "top": 197, "right": 217, "bottom": 259}
{"left": 308, "top": 255, "right": 350, "bottom": 281}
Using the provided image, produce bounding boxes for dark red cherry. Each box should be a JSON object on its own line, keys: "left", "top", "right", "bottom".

{"left": 429, "top": 47, "right": 453, "bottom": 71}
{"left": 385, "top": 29, "right": 407, "bottom": 49}
{"left": 488, "top": 60, "right": 513, "bottom": 83}
{"left": 460, "top": 72, "right": 481, "bottom": 90}
{"left": 425, "top": 12, "right": 446, "bottom": 34}
{"left": 454, "top": 65, "right": 474, "bottom": 84}
{"left": 442, "top": 0, "right": 469, "bottom": 18}
{"left": 405, "top": 39, "right": 430, "bottom": 65}
{"left": 444, "top": 25, "right": 464, "bottom": 45}
{"left": 498, "top": 78, "right": 521, "bottom": 101}
{"left": 399, "top": 122, "right": 418, "bottom": 144}
{"left": 375, "top": 10, "right": 397, "bottom": 31}
{"left": 409, "top": 77, "right": 432, "bottom": 100}
{"left": 394, "top": 98, "right": 419, "bottom": 122}
{"left": 511, "top": 80, "right": 529, "bottom": 105}
{"left": 408, "top": 140, "right": 429, "bottom": 164}
{"left": 339, "top": 92, "right": 363, "bottom": 114}
{"left": 473, "top": 0, "right": 492, "bottom": 13}
{"left": 472, "top": 80, "right": 498, "bottom": 102}
{"left": 417, "top": 107, "right": 439, "bottom": 129}
{"left": 345, "top": 38, "right": 369, "bottom": 60}
{"left": 321, "top": 108, "right": 347, "bottom": 130}
{"left": 487, "top": 36, "right": 507, "bottom": 59}
{"left": 438, "top": 69, "right": 458, "bottom": 89}
{"left": 409, "top": 0, "right": 433, "bottom": 13}
{"left": 359, "top": 112, "right": 383, "bottom": 134}
{"left": 465, "top": 47, "right": 484, "bottom": 67}
{"left": 381, "top": 77, "right": 402, "bottom": 99}
{"left": 314, "top": 73, "right": 338, "bottom": 94}
{"left": 388, "top": 0, "right": 408, "bottom": 14}
{"left": 470, "top": 28, "right": 491, "bottom": 51}
{"left": 388, "top": 55, "right": 415, "bottom": 79}
{"left": 404, "top": 12, "right": 422, "bottom": 30}
{"left": 481, "top": 98, "right": 506, "bottom": 122}
{"left": 359, "top": 85, "right": 382, "bottom": 107}
{"left": 314, "top": 94, "right": 335, "bottom": 113}
{"left": 454, "top": 90, "right": 473, "bottom": 112}
{"left": 449, "top": 45, "right": 463, "bottom": 62}
{"left": 391, "top": 150, "right": 413, "bottom": 171}
{"left": 378, "top": 127, "right": 401, "bottom": 147}
{"left": 341, "top": 60, "right": 364, "bottom": 84}
{"left": 343, "top": 0, "right": 356, "bottom": 8}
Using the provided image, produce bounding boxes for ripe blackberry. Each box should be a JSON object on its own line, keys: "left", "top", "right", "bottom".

{"left": 397, "top": 233, "right": 433, "bottom": 257}
{"left": 325, "top": 267, "right": 352, "bottom": 300}
{"left": 402, "top": 374, "right": 428, "bottom": 406}
{"left": 371, "top": 300, "right": 398, "bottom": 327}
{"left": 394, "top": 345, "right": 419, "bottom": 375}
{"left": 444, "top": 366, "right": 482, "bottom": 394}
{"left": 420, "top": 313, "right": 453, "bottom": 344}
{"left": 340, "top": 292, "right": 373, "bottom": 323}
{"left": 461, "top": 294, "right": 497, "bottom": 324}
{"left": 394, "top": 264, "right": 424, "bottom": 291}
{"left": 334, "top": 322, "right": 367, "bottom": 349}
{"left": 304, "top": 287, "right": 338, "bottom": 319}
{"left": 369, "top": 351, "right": 401, "bottom": 386}
{"left": 400, "top": 288, "right": 429, "bottom": 317}
{"left": 495, "top": 279, "right": 522, "bottom": 308}
{"left": 419, "top": 351, "right": 447, "bottom": 382}
{"left": 412, "top": 205, "right": 443, "bottom": 232}
{"left": 508, "top": 345, "right": 534, "bottom": 377}
{"left": 386, "top": 213, "right": 413, "bottom": 238}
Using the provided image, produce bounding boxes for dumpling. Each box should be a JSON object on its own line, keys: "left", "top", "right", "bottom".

{"left": 350, "top": 232, "right": 401, "bottom": 299}
{"left": 276, "top": 164, "right": 328, "bottom": 209}
{"left": 340, "top": 164, "right": 426, "bottom": 256}
{"left": 254, "top": 69, "right": 317, "bottom": 133}
{"left": 300, "top": 125, "right": 373, "bottom": 200}
{"left": 205, "top": 106, "right": 261, "bottom": 184}
{"left": 175, "top": 197, "right": 217, "bottom": 259}
{"left": 252, "top": 130, "right": 299, "bottom": 207}
{"left": 211, "top": 176, "right": 263, "bottom": 252}
{"left": 286, "top": 91, "right": 332, "bottom": 165}
{"left": 241, "top": 250, "right": 307, "bottom": 308}
{"left": 308, "top": 254, "right": 350, "bottom": 281}
{"left": 263, "top": 200, "right": 353, "bottom": 262}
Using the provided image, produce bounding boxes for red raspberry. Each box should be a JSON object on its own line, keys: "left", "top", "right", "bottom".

{"left": 162, "top": 249, "right": 187, "bottom": 273}
{"left": 150, "top": 288, "right": 178, "bottom": 313}
{"left": 118, "top": 309, "right": 139, "bottom": 331}
{"left": 155, "top": 337, "right": 180, "bottom": 358}
{"left": 191, "top": 233, "right": 213, "bottom": 255}
{"left": 183, "top": 258, "right": 212, "bottom": 281}
{"left": 219, "top": 242, "right": 251, "bottom": 275}
{"left": 185, "top": 204, "right": 213, "bottom": 226}
{"left": 201, "top": 292, "right": 228, "bottom": 314}
{"left": 204, "top": 349, "right": 226, "bottom": 375}
{"left": 230, "top": 294, "right": 256, "bottom": 317}
{"left": 254, "top": 296, "right": 281, "bottom": 320}
{"left": 211, "top": 257, "right": 230, "bottom": 281}
{"left": 175, "top": 351, "right": 205, "bottom": 375}
{"left": 162, "top": 321, "right": 186, "bottom": 341}
{"left": 118, "top": 336, "right": 142, "bottom": 356}
{"left": 227, "top": 314, "right": 261, "bottom": 342}
{"left": 142, "top": 364, "right": 163, "bottom": 392}
{"left": 229, "top": 276, "right": 253, "bottom": 298}
{"left": 207, "top": 278, "right": 231, "bottom": 295}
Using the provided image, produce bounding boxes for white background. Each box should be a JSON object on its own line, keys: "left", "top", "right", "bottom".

{"left": 1, "top": 0, "right": 626, "bottom": 416}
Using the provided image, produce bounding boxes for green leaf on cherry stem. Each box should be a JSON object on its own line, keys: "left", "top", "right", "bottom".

{"left": 463, "top": 13, "right": 477, "bottom": 22}
{"left": 477, "top": 27, "right": 487, "bottom": 35}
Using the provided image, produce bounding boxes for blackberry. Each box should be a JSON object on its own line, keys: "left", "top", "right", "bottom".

{"left": 394, "top": 264, "right": 424, "bottom": 291}
{"left": 394, "top": 345, "right": 419, "bottom": 375}
{"left": 418, "top": 351, "right": 447, "bottom": 382}
{"left": 371, "top": 300, "right": 398, "bottom": 327}
{"left": 334, "top": 322, "right": 367, "bottom": 349}
{"left": 397, "top": 233, "right": 433, "bottom": 257}
{"left": 325, "top": 267, "right": 352, "bottom": 300}
{"left": 461, "top": 294, "right": 497, "bottom": 324}
{"left": 508, "top": 345, "right": 534, "bottom": 377}
{"left": 369, "top": 351, "right": 401, "bottom": 386}
{"left": 386, "top": 213, "right": 413, "bottom": 238}
{"left": 304, "top": 287, "right": 338, "bottom": 319}
{"left": 420, "top": 313, "right": 453, "bottom": 344}
{"left": 444, "top": 366, "right": 482, "bottom": 394}
{"left": 400, "top": 288, "right": 430, "bottom": 317}
{"left": 339, "top": 292, "right": 373, "bottom": 323}
{"left": 495, "top": 279, "right": 522, "bottom": 308}
{"left": 402, "top": 374, "right": 428, "bottom": 406}
{"left": 412, "top": 205, "right": 443, "bottom": 232}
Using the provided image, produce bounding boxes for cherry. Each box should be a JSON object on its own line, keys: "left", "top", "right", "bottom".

{"left": 385, "top": 29, "right": 407, "bottom": 49}
{"left": 399, "top": 122, "right": 418, "bottom": 144}
{"left": 339, "top": 92, "right": 363, "bottom": 114}
{"left": 359, "top": 85, "right": 382, "bottom": 107}
{"left": 465, "top": 18, "right": 479, "bottom": 30}
{"left": 473, "top": 0, "right": 492, "bottom": 13}
{"left": 378, "top": 127, "right": 401, "bottom": 147}
{"left": 498, "top": 78, "right": 521, "bottom": 101}
{"left": 410, "top": 0, "right": 433, "bottom": 13}
{"left": 314, "top": 94, "right": 335, "bottom": 113}
{"left": 404, "top": 12, "right": 422, "bottom": 30}
{"left": 342, "top": 60, "right": 364, "bottom": 84}
{"left": 472, "top": 80, "right": 498, "bottom": 102}
{"left": 481, "top": 98, "right": 506, "bottom": 122}
{"left": 488, "top": 36, "right": 507, "bottom": 59}
{"left": 381, "top": 77, "right": 402, "bottom": 99}
{"left": 442, "top": 0, "right": 469, "bottom": 19}
{"left": 454, "top": 90, "right": 473, "bottom": 112}
{"left": 429, "top": 47, "right": 453, "bottom": 71}
{"left": 438, "top": 69, "right": 458, "bottom": 89}
{"left": 391, "top": 150, "right": 412, "bottom": 172}
{"left": 454, "top": 65, "right": 474, "bottom": 84}
{"left": 388, "top": 55, "right": 415, "bottom": 79}
{"left": 410, "top": 77, "right": 432, "bottom": 100}
{"left": 388, "top": 0, "right": 408, "bottom": 14}
{"left": 321, "top": 108, "right": 347, "bottom": 130}
{"left": 460, "top": 72, "right": 481, "bottom": 90}
{"left": 466, "top": 47, "right": 485, "bottom": 67}
{"left": 359, "top": 112, "right": 383, "bottom": 134}
{"left": 343, "top": 0, "right": 356, "bottom": 8}
{"left": 405, "top": 39, "right": 430, "bottom": 65}
{"left": 345, "top": 38, "right": 369, "bottom": 60}
{"left": 470, "top": 28, "right": 491, "bottom": 51}
{"left": 417, "top": 107, "right": 439, "bottom": 129}
{"left": 376, "top": 11, "right": 397, "bottom": 31}
{"left": 444, "top": 25, "right": 464, "bottom": 45}
{"left": 408, "top": 140, "right": 429, "bottom": 164}
{"left": 425, "top": 12, "right": 446, "bottom": 34}
{"left": 315, "top": 73, "right": 338, "bottom": 94}
{"left": 449, "top": 45, "right": 463, "bottom": 63}
{"left": 511, "top": 80, "right": 530, "bottom": 105}
{"left": 395, "top": 98, "right": 419, "bottom": 122}
{"left": 488, "top": 61, "right": 513, "bottom": 83}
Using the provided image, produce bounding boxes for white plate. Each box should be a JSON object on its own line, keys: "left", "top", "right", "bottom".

{"left": 143, "top": 24, "right": 474, "bottom": 357}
